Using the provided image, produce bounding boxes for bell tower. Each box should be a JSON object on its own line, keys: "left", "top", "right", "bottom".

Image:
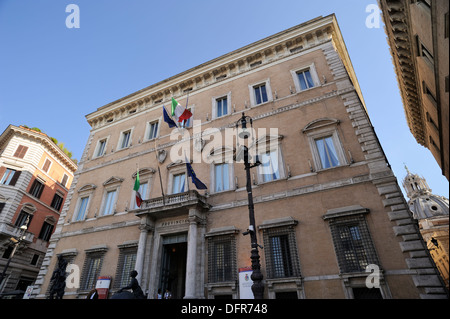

{"left": 402, "top": 165, "right": 432, "bottom": 199}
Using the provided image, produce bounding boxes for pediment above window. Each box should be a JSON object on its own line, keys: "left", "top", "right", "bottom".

{"left": 132, "top": 168, "right": 156, "bottom": 178}
{"left": 78, "top": 183, "right": 97, "bottom": 193}
{"left": 302, "top": 118, "right": 340, "bottom": 133}
{"left": 103, "top": 176, "right": 124, "bottom": 186}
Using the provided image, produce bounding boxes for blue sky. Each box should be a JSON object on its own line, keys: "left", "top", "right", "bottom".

{"left": 0, "top": 0, "right": 448, "bottom": 198}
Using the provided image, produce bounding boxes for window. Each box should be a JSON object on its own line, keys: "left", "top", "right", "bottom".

{"left": 297, "top": 69, "right": 315, "bottom": 90}
{"left": 249, "top": 80, "right": 273, "bottom": 107}
{"left": 38, "top": 221, "right": 54, "bottom": 241}
{"left": 29, "top": 179, "right": 44, "bottom": 199}
{"left": 134, "top": 182, "right": 148, "bottom": 209}
{"left": 254, "top": 135, "right": 285, "bottom": 183}
{"left": 147, "top": 121, "right": 159, "bottom": 140}
{"left": 254, "top": 84, "right": 268, "bottom": 105}
{"left": 102, "top": 190, "right": 117, "bottom": 216}
{"left": 216, "top": 97, "right": 228, "bottom": 118}
{"left": 30, "top": 254, "right": 40, "bottom": 266}
{"left": 1, "top": 168, "right": 20, "bottom": 186}
{"left": 260, "top": 150, "right": 280, "bottom": 182}
{"left": 51, "top": 193, "right": 64, "bottom": 211}
{"left": 207, "top": 235, "right": 236, "bottom": 283}
{"left": 304, "top": 119, "right": 347, "bottom": 171}
{"left": 181, "top": 108, "right": 193, "bottom": 128}
{"left": 291, "top": 63, "right": 320, "bottom": 93}
{"left": 15, "top": 210, "right": 33, "bottom": 228}
{"left": 315, "top": 136, "right": 341, "bottom": 169}
{"left": 42, "top": 159, "right": 52, "bottom": 173}
{"left": 324, "top": 210, "right": 379, "bottom": 274}
{"left": 75, "top": 196, "right": 89, "bottom": 221}
{"left": 61, "top": 174, "right": 69, "bottom": 188}
{"left": 13, "top": 145, "right": 28, "bottom": 159}
{"left": 114, "top": 245, "right": 138, "bottom": 289}
{"left": 119, "top": 130, "right": 132, "bottom": 149}
{"left": 172, "top": 173, "right": 186, "bottom": 194}
{"left": 261, "top": 220, "right": 301, "bottom": 279}
{"left": 416, "top": 35, "right": 434, "bottom": 65}
{"left": 214, "top": 163, "right": 230, "bottom": 192}
{"left": 95, "top": 139, "right": 107, "bottom": 157}
{"left": 81, "top": 254, "right": 104, "bottom": 290}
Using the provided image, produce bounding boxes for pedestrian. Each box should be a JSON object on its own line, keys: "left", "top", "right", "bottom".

{"left": 157, "top": 288, "right": 162, "bottom": 299}
{"left": 163, "top": 288, "right": 172, "bottom": 299}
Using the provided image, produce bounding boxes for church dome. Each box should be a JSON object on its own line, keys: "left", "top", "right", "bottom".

{"left": 408, "top": 194, "right": 449, "bottom": 220}
{"left": 402, "top": 166, "right": 449, "bottom": 221}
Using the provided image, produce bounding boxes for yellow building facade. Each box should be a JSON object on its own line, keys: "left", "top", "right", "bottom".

{"left": 32, "top": 15, "right": 447, "bottom": 299}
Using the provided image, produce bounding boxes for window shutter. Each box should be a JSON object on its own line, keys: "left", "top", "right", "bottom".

{"left": 9, "top": 170, "right": 21, "bottom": 186}
{"left": 14, "top": 145, "right": 29, "bottom": 158}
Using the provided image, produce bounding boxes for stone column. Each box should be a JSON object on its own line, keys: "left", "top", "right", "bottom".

{"left": 184, "top": 214, "right": 198, "bottom": 299}
{"left": 135, "top": 221, "right": 152, "bottom": 283}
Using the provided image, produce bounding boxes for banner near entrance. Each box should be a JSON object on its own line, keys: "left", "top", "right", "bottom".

{"left": 238, "top": 267, "right": 254, "bottom": 299}
{"left": 96, "top": 276, "right": 111, "bottom": 299}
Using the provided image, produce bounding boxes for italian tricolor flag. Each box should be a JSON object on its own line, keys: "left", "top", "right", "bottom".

{"left": 171, "top": 97, "right": 192, "bottom": 122}
{"left": 134, "top": 169, "right": 142, "bottom": 207}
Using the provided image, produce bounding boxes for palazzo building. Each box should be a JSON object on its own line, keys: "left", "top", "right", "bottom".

{"left": 0, "top": 125, "right": 77, "bottom": 296}
{"left": 378, "top": 0, "right": 449, "bottom": 180}
{"left": 32, "top": 14, "right": 447, "bottom": 299}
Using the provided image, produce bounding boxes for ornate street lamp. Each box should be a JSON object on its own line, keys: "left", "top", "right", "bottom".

{"left": 235, "top": 113, "right": 264, "bottom": 299}
{"left": 0, "top": 217, "right": 29, "bottom": 286}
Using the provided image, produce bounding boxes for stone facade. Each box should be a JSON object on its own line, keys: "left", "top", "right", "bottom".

{"left": 32, "top": 14, "right": 447, "bottom": 299}
{"left": 378, "top": 0, "right": 449, "bottom": 180}
{"left": 0, "top": 125, "right": 77, "bottom": 295}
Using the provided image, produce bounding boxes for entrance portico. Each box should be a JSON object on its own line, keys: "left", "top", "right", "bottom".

{"left": 134, "top": 190, "right": 210, "bottom": 299}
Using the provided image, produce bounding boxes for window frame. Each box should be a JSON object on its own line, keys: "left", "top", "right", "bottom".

{"left": 248, "top": 79, "right": 273, "bottom": 107}
{"left": 254, "top": 135, "right": 286, "bottom": 184}
{"left": 144, "top": 118, "right": 161, "bottom": 142}
{"left": 114, "top": 243, "right": 138, "bottom": 289}
{"left": 167, "top": 162, "right": 188, "bottom": 195}
{"left": 1, "top": 168, "right": 19, "bottom": 186}
{"left": 212, "top": 92, "right": 232, "bottom": 119}
{"left": 207, "top": 234, "right": 237, "bottom": 283}
{"left": 290, "top": 63, "right": 321, "bottom": 93}
{"left": 13, "top": 145, "right": 29, "bottom": 159}
{"left": 304, "top": 123, "right": 347, "bottom": 171}
{"left": 260, "top": 218, "right": 301, "bottom": 280}
{"left": 29, "top": 179, "right": 45, "bottom": 199}
{"left": 323, "top": 206, "right": 380, "bottom": 275}
{"left": 208, "top": 147, "right": 235, "bottom": 194}
{"left": 94, "top": 137, "right": 109, "bottom": 158}
{"left": 42, "top": 158, "right": 52, "bottom": 173}
{"left": 80, "top": 248, "right": 107, "bottom": 291}
{"left": 117, "top": 129, "right": 133, "bottom": 150}
{"left": 74, "top": 196, "right": 90, "bottom": 222}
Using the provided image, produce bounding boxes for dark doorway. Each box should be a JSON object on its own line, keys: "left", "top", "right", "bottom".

{"left": 159, "top": 242, "right": 187, "bottom": 299}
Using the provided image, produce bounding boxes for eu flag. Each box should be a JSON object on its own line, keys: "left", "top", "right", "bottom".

{"left": 185, "top": 159, "right": 207, "bottom": 190}
{"left": 163, "top": 106, "right": 177, "bottom": 128}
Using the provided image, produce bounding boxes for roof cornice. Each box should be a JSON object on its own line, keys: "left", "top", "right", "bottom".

{"left": 85, "top": 14, "right": 361, "bottom": 130}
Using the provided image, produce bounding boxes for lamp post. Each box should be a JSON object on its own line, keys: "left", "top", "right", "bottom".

{"left": 236, "top": 113, "right": 264, "bottom": 299}
{"left": 0, "top": 217, "right": 29, "bottom": 286}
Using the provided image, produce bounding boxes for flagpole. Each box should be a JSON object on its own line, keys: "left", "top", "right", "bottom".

{"left": 154, "top": 138, "right": 166, "bottom": 205}
{"left": 184, "top": 151, "right": 190, "bottom": 193}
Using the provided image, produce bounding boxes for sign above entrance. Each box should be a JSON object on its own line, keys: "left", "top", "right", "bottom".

{"left": 159, "top": 219, "right": 189, "bottom": 228}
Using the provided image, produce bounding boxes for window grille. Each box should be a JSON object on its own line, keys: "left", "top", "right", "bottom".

{"left": 263, "top": 226, "right": 301, "bottom": 279}
{"left": 207, "top": 235, "right": 236, "bottom": 283}
{"left": 80, "top": 251, "right": 106, "bottom": 291}
{"left": 329, "top": 215, "right": 379, "bottom": 273}
{"left": 114, "top": 246, "right": 137, "bottom": 288}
